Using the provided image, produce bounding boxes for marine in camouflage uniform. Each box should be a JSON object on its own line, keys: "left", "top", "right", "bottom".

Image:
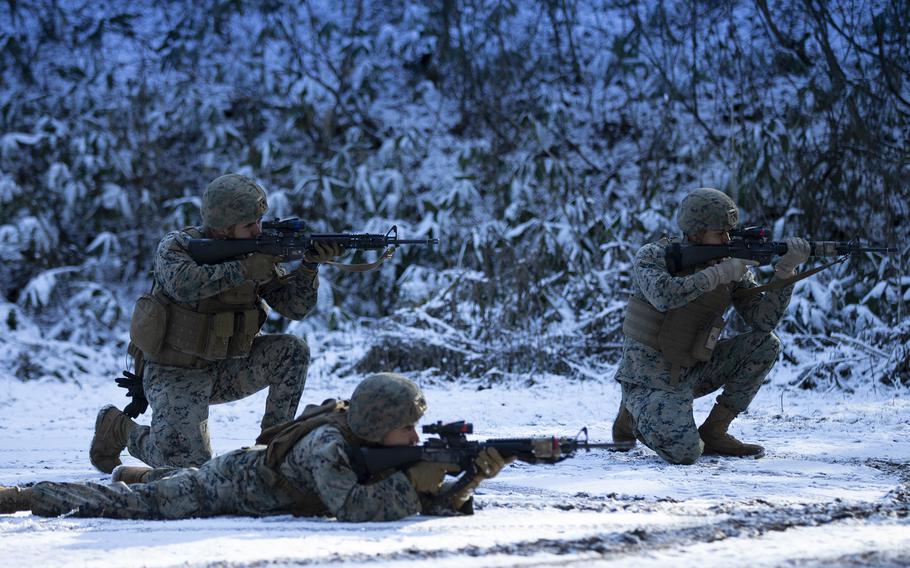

{"left": 1, "top": 374, "right": 509, "bottom": 521}
{"left": 90, "top": 174, "right": 340, "bottom": 472}
{"left": 611, "top": 188, "right": 810, "bottom": 464}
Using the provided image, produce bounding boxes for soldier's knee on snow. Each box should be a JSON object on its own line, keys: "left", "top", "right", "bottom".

{"left": 657, "top": 438, "right": 703, "bottom": 465}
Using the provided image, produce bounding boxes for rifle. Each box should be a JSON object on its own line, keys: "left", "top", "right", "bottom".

{"left": 356, "top": 421, "right": 634, "bottom": 512}
{"left": 665, "top": 226, "right": 896, "bottom": 275}
{"left": 187, "top": 218, "right": 438, "bottom": 266}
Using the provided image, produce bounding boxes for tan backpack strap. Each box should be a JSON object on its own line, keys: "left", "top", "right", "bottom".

{"left": 323, "top": 247, "right": 396, "bottom": 273}
{"left": 262, "top": 400, "right": 352, "bottom": 470}
{"left": 733, "top": 258, "right": 844, "bottom": 300}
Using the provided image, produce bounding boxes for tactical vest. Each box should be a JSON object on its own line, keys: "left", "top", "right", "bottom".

{"left": 622, "top": 254, "right": 733, "bottom": 384}
{"left": 255, "top": 399, "right": 363, "bottom": 517}
{"left": 129, "top": 228, "right": 269, "bottom": 368}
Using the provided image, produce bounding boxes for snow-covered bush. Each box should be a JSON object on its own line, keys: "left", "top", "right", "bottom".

{"left": 0, "top": 1, "right": 906, "bottom": 385}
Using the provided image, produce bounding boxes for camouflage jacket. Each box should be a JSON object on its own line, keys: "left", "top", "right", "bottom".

{"left": 614, "top": 238, "right": 793, "bottom": 392}
{"left": 153, "top": 227, "right": 318, "bottom": 319}
{"left": 29, "top": 424, "right": 452, "bottom": 521}
{"left": 208, "top": 424, "right": 425, "bottom": 521}
{"left": 278, "top": 424, "right": 425, "bottom": 521}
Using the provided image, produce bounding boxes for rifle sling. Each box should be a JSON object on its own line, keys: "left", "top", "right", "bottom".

{"left": 260, "top": 246, "right": 397, "bottom": 296}
{"left": 732, "top": 257, "right": 845, "bottom": 300}
{"left": 323, "top": 246, "right": 396, "bottom": 273}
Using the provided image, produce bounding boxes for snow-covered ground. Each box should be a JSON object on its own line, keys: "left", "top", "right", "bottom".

{"left": 1, "top": 332, "right": 908, "bottom": 567}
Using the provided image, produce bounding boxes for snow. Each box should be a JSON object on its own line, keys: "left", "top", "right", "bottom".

{"left": 1, "top": 1, "right": 908, "bottom": 565}
{"left": 1, "top": 338, "right": 908, "bottom": 567}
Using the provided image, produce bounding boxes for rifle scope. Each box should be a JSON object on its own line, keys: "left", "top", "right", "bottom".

{"left": 422, "top": 421, "right": 473, "bottom": 435}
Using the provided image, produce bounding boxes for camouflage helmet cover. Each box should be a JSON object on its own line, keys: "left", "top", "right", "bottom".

{"left": 201, "top": 174, "right": 269, "bottom": 231}
{"left": 348, "top": 373, "right": 428, "bottom": 443}
{"left": 677, "top": 187, "right": 739, "bottom": 235}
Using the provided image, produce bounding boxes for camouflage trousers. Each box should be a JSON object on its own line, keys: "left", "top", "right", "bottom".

{"left": 620, "top": 330, "right": 781, "bottom": 465}
{"left": 30, "top": 448, "right": 296, "bottom": 519}
{"left": 127, "top": 334, "right": 309, "bottom": 468}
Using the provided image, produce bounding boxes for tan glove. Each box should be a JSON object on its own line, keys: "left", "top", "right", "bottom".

{"left": 775, "top": 237, "right": 811, "bottom": 278}
{"left": 450, "top": 447, "right": 515, "bottom": 510}
{"left": 699, "top": 258, "right": 759, "bottom": 290}
{"left": 304, "top": 242, "right": 343, "bottom": 264}
{"left": 406, "top": 461, "right": 460, "bottom": 494}
{"left": 241, "top": 254, "right": 281, "bottom": 283}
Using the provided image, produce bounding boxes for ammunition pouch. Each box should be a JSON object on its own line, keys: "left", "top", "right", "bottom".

{"left": 622, "top": 286, "right": 732, "bottom": 382}
{"left": 130, "top": 293, "right": 169, "bottom": 356}
{"left": 129, "top": 283, "right": 267, "bottom": 369}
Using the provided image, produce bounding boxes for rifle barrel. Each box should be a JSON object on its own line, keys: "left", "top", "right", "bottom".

{"left": 811, "top": 241, "right": 898, "bottom": 256}
{"left": 390, "top": 238, "right": 440, "bottom": 245}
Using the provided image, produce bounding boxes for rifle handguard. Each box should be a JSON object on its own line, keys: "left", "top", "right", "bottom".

{"left": 531, "top": 437, "right": 562, "bottom": 460}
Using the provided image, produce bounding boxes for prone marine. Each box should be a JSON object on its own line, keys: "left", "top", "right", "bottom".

{"left": 1, "top": 374, "right": 509, "bottom": 521}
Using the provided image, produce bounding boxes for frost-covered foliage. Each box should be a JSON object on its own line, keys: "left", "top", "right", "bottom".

{"left": 0, "top": 1, "right": 907, "bottom": 385}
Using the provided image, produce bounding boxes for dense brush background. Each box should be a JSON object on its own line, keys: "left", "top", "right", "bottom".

{"left": 1, "top": 0, "right": 907, "bottom": 389}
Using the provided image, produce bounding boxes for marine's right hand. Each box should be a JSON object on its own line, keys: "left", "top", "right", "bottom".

{"left": 700, "top": 258, "right": 759, "bottom": 289}
{"left": 241, "top": 253, "right": 282, "bottom": 283}
{"left": 406, "top": 461, "right": 460, "bottom": 494}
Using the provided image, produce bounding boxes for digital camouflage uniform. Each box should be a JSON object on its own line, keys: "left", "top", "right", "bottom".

{"left": 33, "top": 424, "right": 422, "bottom": 522}
{"left": 127, "top": 174, "right": 319, "bottom": 468}
{"left": 128, "top": 232, "right": 318, "bottom": 467}
{"left": 23, "top": 374, "right": 462, "bottom": 522}
{"left": 613, "top": 188, "right": 798, "bottom": 464}
{"left": 614, "top": 239, "right": 792, "bottom": 464}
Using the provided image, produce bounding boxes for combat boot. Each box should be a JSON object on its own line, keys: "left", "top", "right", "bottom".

{"left": 698, "top": 404, "right": 765, "bottom": 458}
{"left": 0, "top": 486, "right": 33, "bottom": 514}
{"left": 611, "top": 404, "right": 637, "bottom": 450}
{"left": 112, "top": 465, "right": 153, "bottom": 484}
{"left": 90, "top": 405, "right": 137, "bottom": 474}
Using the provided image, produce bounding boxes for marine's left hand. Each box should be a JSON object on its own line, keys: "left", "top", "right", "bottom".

{"left": 450, "top": 448, "right": 516, "bottom": 510}
{"left": 775, "top": 237, "right": 811, "bottom": 278}
{"left": 304, "top": 242, "right": 343, "bottom": 264}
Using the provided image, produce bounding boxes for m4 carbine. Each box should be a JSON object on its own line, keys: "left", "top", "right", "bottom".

{"left": 187, "top": 218, "right": 438, "bottom": 265}
{"left": 665, "top": 226, "right": 896, "bottom": 275}
{"left": 356, "top": 421, "right": 633, "bottom": 511}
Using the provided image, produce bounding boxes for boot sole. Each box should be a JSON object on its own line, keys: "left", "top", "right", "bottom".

{"left": 702, "top": 448, "right": 765, "bottom": 459}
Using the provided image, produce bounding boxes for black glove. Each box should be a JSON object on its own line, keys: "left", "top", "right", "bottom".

{"left": 115, "top": 370, "right": 148, "bottom": 418}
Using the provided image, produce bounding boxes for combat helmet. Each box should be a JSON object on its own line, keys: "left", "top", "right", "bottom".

{"left": 677, "top": 188, "right": 738, "bottom": 235}
{"left": 348, "top": 373, "right": 427, "bottom": 443}
{"left": 201, "top": 173, "right": 269, "bottom": 231}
